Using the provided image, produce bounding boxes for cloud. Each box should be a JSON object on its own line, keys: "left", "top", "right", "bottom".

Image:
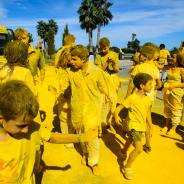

{"left": 0, "top": 4, "right": 7, "bottom": 18}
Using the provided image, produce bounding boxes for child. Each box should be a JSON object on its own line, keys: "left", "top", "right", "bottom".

{"left": 1, "top": 40, "right": 35, "bottom": 93}
{"left": 95, "top": 37, "right": 120, "bottom": 127}
{"left": 14, "top": 28, "right": 45, "bottom": 82}
{"left": 162, "top": 51, "right": 184, "bottom": 135}
{"left": 55, "top": 34, "right": 76, "bottom": 67}
{"left": 126, "top": 44, "right": 162, "bottom": 153}
{"left": 58, "top": 45, "right": 114, "bottom": 175}
{"left": 0, "top": 80, "right": 98, "bottom": 183}
{"left": 158, "top": 44, "right": 171, "bottom": 81}
{"left": 115, "top": 73, "right": 153, "bottom": 180}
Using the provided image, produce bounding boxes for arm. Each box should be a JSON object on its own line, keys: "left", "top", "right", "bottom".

{"left": 107, "top": 53, "right": 119, "bottom": 73}
{"left": 48, "top": 128, "right": 98, "bottom": 144}
{"left": 146, "top": 106, "right": 153, "bottom": 137}
{"left": 114, "top": 104, "right": 124, "bottom": 125}
{"left": 126, "top": 78, "right": 135, "bottom": 98}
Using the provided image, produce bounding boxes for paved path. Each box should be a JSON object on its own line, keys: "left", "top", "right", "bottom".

{"left": 39, "top": 62, "right": 184, "bottom": 184}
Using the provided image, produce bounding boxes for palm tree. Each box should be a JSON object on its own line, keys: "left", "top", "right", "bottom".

{"left": 48, "top": 19, "right": 58, "bottom": 35}
{"left": 94, "top": 0, "right": 113, "bottom": 52}
{"left": 36, "top": 20, "right": 48, "bottom": 49}
{"left": 37, "top": 19, "right": 58, "bottom": 53}
{"left": 78, "top": 0, "right": 98, "bottom": 52}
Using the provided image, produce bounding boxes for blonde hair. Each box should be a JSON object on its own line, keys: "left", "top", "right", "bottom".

{"left": 14, "top": 28, "right": 28, "bottom": 40}
{"left": 70, "top": 45, "right": 88, "bottom": 61}
{"left": 64, "top": 34, "right": 76, "bottom": 46}
{"left": 57, "top": 48, "right": 71, "bottom": 69}
{"left": 140, "top": 45, "right": 159, "bottom": 61}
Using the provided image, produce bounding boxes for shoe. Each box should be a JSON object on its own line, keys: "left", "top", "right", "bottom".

{"left": 166, "top": 129, "right": 175, "bottom": 136}
{"left": 122, "top": 166, "right": 134, "bottom": 180}
{"left": 143, "top": 145, "right": 151, "bottom": 153}
{"left": 91, "top": 164, "right": 100, "bottom": 176}
{"left": 160, "top": 127, "right": 168, "bottom": 133}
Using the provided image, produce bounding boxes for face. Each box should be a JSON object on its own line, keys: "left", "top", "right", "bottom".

{"left": 141, "top": 80, "right": 153, "bottom": 93}
{"left": 20, "top": 33, "right": 29, "bottom": 44}
{"left": 1, "top": 114, "right": 32, "bottom": 137}
{"left": 100, "top": 45, "right": 110, "bottom": 55}
{"left": 139, "top": 54, "right": 146, "bottom": 63}
{"left": 70, "top": 56, "right": 84, "bottom": 69}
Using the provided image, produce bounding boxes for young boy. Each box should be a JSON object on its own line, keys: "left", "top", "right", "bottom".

{"left": 126, "top": 45, "right": 162, "bottom": 153}
{"left": 59, "top": 45, "right": 114, "bottom": 175}
{"left": 0, "top": 80, "right": 98, "bottom": 183}
{"left": 95, "top": 37, "right": 120, "bottom": 126}
{"left": 115, "top": 73, "right": 153, "bottom": 180}
{"left": 14, "top": 28, "right": 45, "bottom": 82}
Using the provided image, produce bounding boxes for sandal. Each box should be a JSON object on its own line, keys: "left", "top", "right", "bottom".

{"left": 122, "top": 166, "right": 134, "bottom": 180}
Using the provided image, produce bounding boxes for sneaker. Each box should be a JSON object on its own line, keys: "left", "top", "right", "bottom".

{"left": 143, "top": 145, "right": 151, "bottom": 153}
{"left": 160, "top": 127, "right": 168, "bottom": 133}
{"left": 122, "top": 166, "right": 134, "bottom": 180}
{"left": 91, "top": 164, "right": 100, "bottom": 176}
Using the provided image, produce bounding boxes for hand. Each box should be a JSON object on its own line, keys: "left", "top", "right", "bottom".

{"left": 82, "top": 127, "right": 98, "bottom": 142}
{"left": 107, "top": 57, "right": 116, "bottom": 64}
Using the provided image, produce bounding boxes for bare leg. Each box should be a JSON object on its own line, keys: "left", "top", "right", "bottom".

{"left": 126, "top": 140, "right": 143, "bottom": 168}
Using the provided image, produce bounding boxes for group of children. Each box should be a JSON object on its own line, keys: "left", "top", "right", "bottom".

{"left": 0, "top": 26, "right": 184, "bottom": 183}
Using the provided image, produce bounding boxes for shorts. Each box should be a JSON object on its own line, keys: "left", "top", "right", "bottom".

{"left": 128, "top": 129, "right": 144, "bottom": 142}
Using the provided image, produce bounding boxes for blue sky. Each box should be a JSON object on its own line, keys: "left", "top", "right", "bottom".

{"left": 0, "top": 0, "right": 184, "bottom": 50}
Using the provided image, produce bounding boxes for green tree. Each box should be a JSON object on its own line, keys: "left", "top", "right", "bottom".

{"left": 62, "top": 24, "right": 69, "bottom": 46}
{"left": 78, "top": 0, "right": 98, "bottom": 52}
{"left": 47, "top": 29, "right": 55, "bottom": 56}
{"left": 94, "top": 0, "right": 113, "bottom": 52}
{"left": 48, "top": 19, "right": 58, "bottom": 35}
{"left": 36, "top": 20, "right": 48, "bottom": 49}
{"left": 28, "top": 33, "right": 33, "bottom": 43}
{"left": 127, "top": 38, "right": 140, "bottom": 52}
{"left": 37, "top": 19, "right": 58, "bottom": 54}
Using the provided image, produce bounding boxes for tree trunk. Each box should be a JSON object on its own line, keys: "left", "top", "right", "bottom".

{"left": 88, "top": 27, "right": 93, "bottom": 53}
{"left": 96, "top": 23, "right": 101, "bottom": 53}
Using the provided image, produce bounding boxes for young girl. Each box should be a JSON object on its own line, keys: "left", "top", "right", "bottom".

{"left": 0, "top": 40, "right": 35, "bottom": 93}
{"left": 162, "top": 51, "right": 184, "bottom": 136}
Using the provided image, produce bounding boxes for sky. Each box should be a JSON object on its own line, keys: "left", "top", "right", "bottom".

{"left": 0, "top": 0, "right": 184, "bottom": 50}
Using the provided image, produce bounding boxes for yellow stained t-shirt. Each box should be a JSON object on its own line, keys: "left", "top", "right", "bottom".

{"left": 28, "top": 45, "right": 45, "bottom": 78}
{"left": 159, "top": 49, "right": 170, "bottom": 64}
{"left": 95, "top": 50, "right": 119, "bottom": 73}
{"left": 0, "top": 66, "right": 35, "bottom": 93}
{"left": 0, "top": 124, "right": 51, "bottom": 184}
{"left": 123, "top": 93, "right": 152, "bottom": 132}
{"left": 59, "top": 63, "right": 109, "bottom": 131}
